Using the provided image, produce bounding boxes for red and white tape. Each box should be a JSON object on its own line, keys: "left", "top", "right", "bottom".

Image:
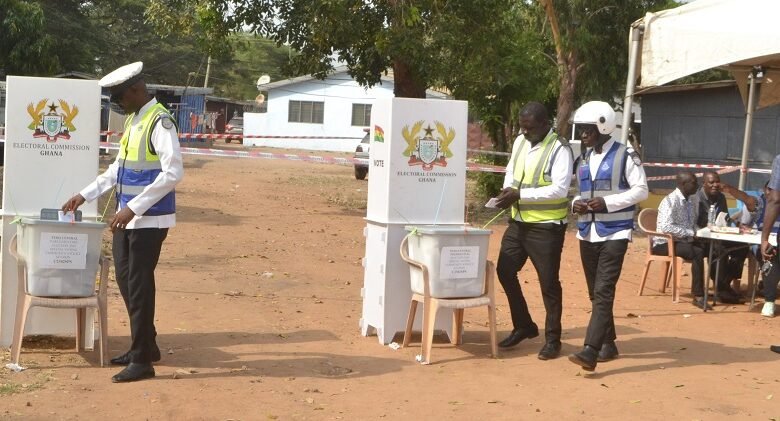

{"left": 100, "top": 131, "right": 361, "bottom": 140}
{"left": 645, "top": 166, "right": 740, "bottom": 181}
{"left": 97, "top": 142, "right": 508, "bottom": 173}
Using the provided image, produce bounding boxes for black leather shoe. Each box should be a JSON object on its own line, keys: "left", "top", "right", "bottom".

{"left": 569, "top": 345, "right": 598, "bottom": 371}
{"left": 537, "top": 341, "right": 561, "bottom": 360}
{"left": 498, "top": 324, "right": 539, "bottom": 348}
{"left": 597, "top": 342, "right": 619, "bottom": 362}
{"left": 692, "top": 296, "right": 713, "bottom": 310}
{"left": 716, "top": 290, "right": 744, "bottom": 304}
{"left": 771, "top": 345, "right": 780, "bottom": 354}
{"left": 111, "top": 363, "right": 155, "bottom": 383}
{"left": 110, "top": 348, "right": 162, "bottom": 366}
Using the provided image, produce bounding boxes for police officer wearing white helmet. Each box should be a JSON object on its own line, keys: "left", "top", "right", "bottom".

{"left": 63, "top": 62, "right": 184, "bottom": 382}
{"left": 567, "top": 101, "right": 647, "bottom": 371}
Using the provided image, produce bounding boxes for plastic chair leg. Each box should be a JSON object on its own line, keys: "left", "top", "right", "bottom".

{"left": 75, "top": 308, "right": 86, "bottom": 352}
{"left": 402, "top": 300, "right": 418, "bottom": 348}
{"left": 672, "top": 257, "right": 682, "bottom": 303}
{"left": 98, "top": 307, "right": 108, "bottom": 367}
{"left": 450, "top": 309, "right": 464, "bottom": 345}
{"left": 638, "top": 260, "right": 652, "bottom": 296}
{"left": 11, "top": 297, "right": 32, "bottom": 365}
{"left": 662, "top": 261, "right": 672, "bottom": 293}
{"left": 488, "top": 302, "right": 498, "bottom": 358}
{"left": 421, "top": 300, "right": 438, "bottom": 364}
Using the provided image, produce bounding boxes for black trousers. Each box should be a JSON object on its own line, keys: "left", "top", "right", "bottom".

{"left": 113, "top": 228, "right": 168, "bottom": 364}
{"left": 579, "top": 239, "right": 628, "bottom": 349}
{"left": 708, "top": 240, "right": 749, "bottom": 291}
{"left": 652, "top": 240, "right": 705, "bottom": 296}
{"left": 497, "top": 220, "right": 566, "bottom": 344}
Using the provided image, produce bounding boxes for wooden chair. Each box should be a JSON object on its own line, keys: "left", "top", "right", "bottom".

{"left": 637, "top": 208, "right": 689, "bottom": 303}
{"left": 399, "top": 235, "right": 498, "bottom": 365}
{"left": 9, "top": 234, "right": 111, "bottom": 367}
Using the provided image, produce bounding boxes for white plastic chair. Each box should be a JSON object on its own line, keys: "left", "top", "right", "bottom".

{"left": 9, "top": 234, "right": 111, "bottom": 367}
{"left": 399, "top": 234, "right": 498, "bottom": 364}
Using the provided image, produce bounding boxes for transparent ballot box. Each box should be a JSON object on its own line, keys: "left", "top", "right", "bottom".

{"left": 404, "top": 225, "right": 492, "bottom": 298}
{"left": 16, "top": 218, "right": 105, "bottom": 297}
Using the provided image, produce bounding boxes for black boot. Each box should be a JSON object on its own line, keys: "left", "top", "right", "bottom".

{"left": 568, "top": 345, "right": 599, "bottom": 371}
{"left": 498, "top": 324, "right": 539, "bottom": 348}
{"left": 597, "top": 342, "right": 619, "bottom": 362}
{"left": 111, "top": 363, "right": 155, "bottom": 383}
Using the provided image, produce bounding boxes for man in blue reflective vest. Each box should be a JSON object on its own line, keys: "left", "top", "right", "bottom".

{"left": 567, "top": 101, "right": 648, "bottom": 371}
{"left": 63, "top": 62, "right": 184, "bottom": 382}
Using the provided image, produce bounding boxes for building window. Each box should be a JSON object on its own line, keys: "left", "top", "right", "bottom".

{"left": 351, "top": 103, "right": 372, "bottom": 126}
{"left": 288, "top": 100, "right": 324, "bottom": 124}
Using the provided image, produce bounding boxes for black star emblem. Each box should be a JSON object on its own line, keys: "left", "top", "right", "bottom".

{"left": 424, "top": 125, "right": 435, "bottom": 136}
{"left": 48, "top": 102, "right": 58, "bottom": 113}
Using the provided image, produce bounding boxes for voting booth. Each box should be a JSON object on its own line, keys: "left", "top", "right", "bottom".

{"left": 1, "top": 76, "right": 101, "bottom": 347}
{"left": 359, "top": 98, "right": 469, "bottom": 344}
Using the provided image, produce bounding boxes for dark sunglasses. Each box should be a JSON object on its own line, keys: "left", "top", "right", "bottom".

{"left": 575, "top": 124, "right": 599, "bottom": 138}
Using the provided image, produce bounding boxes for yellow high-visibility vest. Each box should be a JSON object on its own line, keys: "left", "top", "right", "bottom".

{"left": 510, "top": 132, "right": 569, "bottom": 222}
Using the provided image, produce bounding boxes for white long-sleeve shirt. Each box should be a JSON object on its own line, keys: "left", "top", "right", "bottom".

{"left": 502, "top": 130, "right": 573, "bottom": 223}
{"left": 80, "top": 98, "right": 184, "bottom": 229}
{"left": 574, "top": 138, "right": 648, "bottom": 242}
{"left": 654, "top": 188, "right": 698, "bottom": 247}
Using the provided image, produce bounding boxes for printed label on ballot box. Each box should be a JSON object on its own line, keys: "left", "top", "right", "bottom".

{"left": 39, "top": 232, "right": 88, "bottom": 269}
{"left": 439, "top": 246, "right": 479, "bottom": 279}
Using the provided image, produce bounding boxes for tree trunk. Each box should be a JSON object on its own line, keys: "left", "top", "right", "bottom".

{"left": 556, "top": 51, "right": 579, "bottom": 139}
{"left": 392, "top": 58, "right": 427, "bottom": 98}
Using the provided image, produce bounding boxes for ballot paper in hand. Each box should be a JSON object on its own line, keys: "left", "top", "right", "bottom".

{"left": 485, "top": 197, "right": 499, "bottom": 208}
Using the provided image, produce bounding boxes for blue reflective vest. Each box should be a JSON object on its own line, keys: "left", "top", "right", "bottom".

{"left": 116, "top": 103, "right": 176, "bottom": 216}
{"left": 577, "top": 142, "right": 635, "bottom": 237}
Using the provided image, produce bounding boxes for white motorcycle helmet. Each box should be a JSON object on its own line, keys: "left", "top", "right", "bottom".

{"left": 572, "top": 101, "right": 616, "bottom": 135}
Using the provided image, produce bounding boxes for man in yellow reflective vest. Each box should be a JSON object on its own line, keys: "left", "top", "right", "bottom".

{"left": 63, "top": 62, "right": 184, "bottom": 382}
{"left": 493, "top": 102, "right": 572, "bottom": 360}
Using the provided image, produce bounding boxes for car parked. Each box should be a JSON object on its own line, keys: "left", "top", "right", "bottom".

{"left": 353, "top": 128, "right": 370, "bottom": 180}
{"left": 225, "top": 116, "right": 243, "bottom": 144}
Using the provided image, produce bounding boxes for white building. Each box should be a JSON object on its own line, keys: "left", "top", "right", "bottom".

{"left": 244, "top": 66, "right": 450, "bottom": 152}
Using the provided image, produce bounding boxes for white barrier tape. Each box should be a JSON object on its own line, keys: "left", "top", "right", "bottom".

{"left": 748, "top": 168, "right": 771, "bottom": 174}
{"left": 99, "top": 131, "right": 361, "bottom": 140}
{"left": 97, "top": 142, "right": 507, "bottom": 173}
{"left": 468, "top": 149, "right": 511, "bottom": 157}
{"left": 644, "top": 162, "right": 731, "bottom": 169}
{"left": 646, "top": 166, "right": 740, "bottom": 182}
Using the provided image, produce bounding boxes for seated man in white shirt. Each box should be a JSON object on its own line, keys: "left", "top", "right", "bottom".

{"left": 653, "top": 172, "right": 710, "bottom": 310}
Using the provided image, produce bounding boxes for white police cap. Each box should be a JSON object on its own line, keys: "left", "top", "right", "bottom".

{"left": 99, "top": 61, "right": 143, "bottom": 90}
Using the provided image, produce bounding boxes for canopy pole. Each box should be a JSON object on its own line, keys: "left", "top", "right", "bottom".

{"left": 738, "top": 68, "right": 762, "bottom": 190}
{"left": 621, "top": 24, "right": 643, "bottom": 144}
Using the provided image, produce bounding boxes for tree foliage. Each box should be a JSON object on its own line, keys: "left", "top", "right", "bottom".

{"left": 535, "top": 0, "right": 679, "bottom": 137}
{"left": 0, "top": 0, "right": 57, "bottom": 76}
{"left": 147, "top": 0, "right": 545, "bottom": 100}
{"left": 201, "top": 33, "right": 296, "bottom": 100}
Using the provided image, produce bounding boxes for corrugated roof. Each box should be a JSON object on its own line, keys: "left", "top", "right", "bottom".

{"left": 636, "top": 80, "right": 736, "bottom": 96}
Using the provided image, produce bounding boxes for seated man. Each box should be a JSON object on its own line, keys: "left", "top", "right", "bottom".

{"left": 653, "top": 172, "right": 710, "bottom": 310}
{"left": 695, "top": 172, "right": 755, "bottom": 303}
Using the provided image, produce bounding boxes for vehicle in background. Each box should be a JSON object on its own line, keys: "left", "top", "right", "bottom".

{"left": 353, "top": 128, "right": 370, "bottom": 180}
{"left": 225, "top": 116, "right": 243, "bottom": 144}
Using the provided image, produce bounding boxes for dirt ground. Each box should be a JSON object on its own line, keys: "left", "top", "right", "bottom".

{"left": 1, "top": 144, "right": 779, "bottom": 420}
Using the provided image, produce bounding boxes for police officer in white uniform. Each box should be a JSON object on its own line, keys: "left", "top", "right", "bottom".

{"left": 567, "top": 101, "right": 647, "bottom": 371}
{"left": 63, "top": 62, "right": 184, "bottom": 382}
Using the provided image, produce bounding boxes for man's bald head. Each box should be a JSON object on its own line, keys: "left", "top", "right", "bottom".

{"left": 677, "top": 171, "right": 698, "bottom": 197}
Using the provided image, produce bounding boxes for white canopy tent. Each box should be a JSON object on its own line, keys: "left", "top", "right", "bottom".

{"left": 622, "top": 0, "right": 780, "bottom": 188}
